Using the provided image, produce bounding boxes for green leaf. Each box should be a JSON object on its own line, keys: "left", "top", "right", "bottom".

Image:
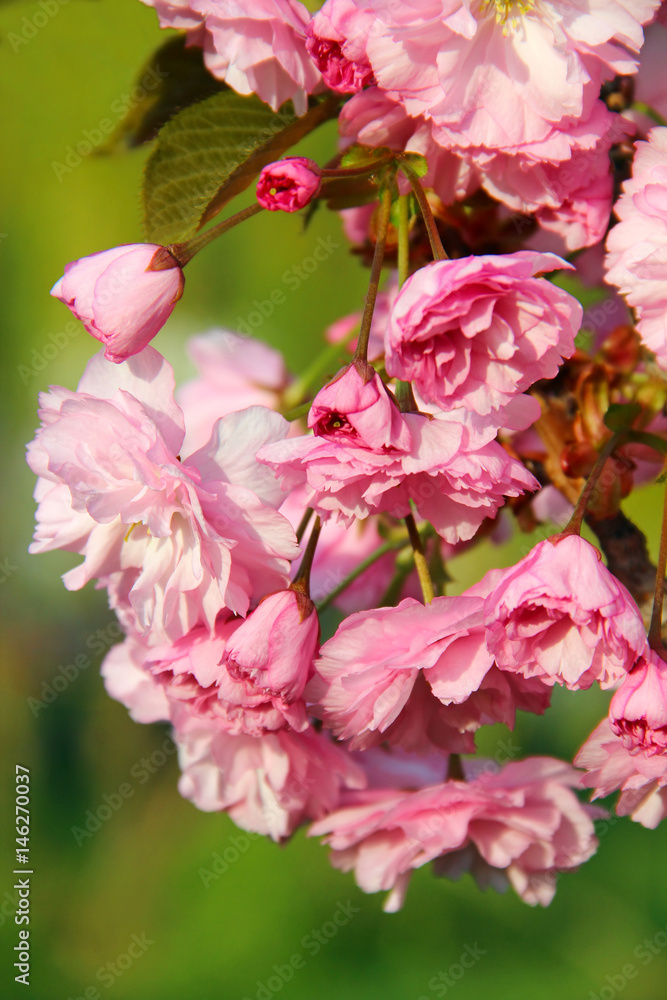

{"left": 603, "top": 402, "right": 642, "bottom": 432}
{"left": 143, "top": 92, "right": 340, "bottom": 246}
{"left": 99, "top": 36, "right": 225, "bottom": 153}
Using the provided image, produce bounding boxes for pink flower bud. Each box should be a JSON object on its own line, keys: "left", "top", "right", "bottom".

{"left": 256, "top": 158, "right": 322, "bottom": 212}
{"left": 610, "top": 649, "right": 667, "bottom": 755}
{"left": 226, "top": 590, "right": 319, "bottom": 702}
{"left": 50, "top": 243, "right": 184, "bottom": 363}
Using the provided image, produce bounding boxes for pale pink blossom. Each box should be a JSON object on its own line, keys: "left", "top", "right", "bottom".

{"left": 309, "top": 596, "right": 550, "bottom": 754}
{"left": 50, "top": 244, "right": 184, "bottom": 363}
{"left": 610, "top": 649, "right": 667, "bottom": 754}
{"left": 258, "top": 365, "right": 538, "bottom": 543}
{"left": 306, "top": 0, "right": 374, "bottom": 93}
{"left": 101, "top": 634, "right": 171, "bottom": 724}
{"left": 256, "top": 158, "right": 322, "bottom": 211}
{"left": 339, "top": 89, "right": 480, "bottom": 208}
{"left": 310, "top": 758, "right": 601, "bottom": 910}
{"left": 177, "top": 330, "right": 289, "bottom": 455}
{"left": 385, "top": 252, "right": 581, "bottom": 417}
{"left": 174, "top": 710, "right": 365, "bottom": 840}
{"left": 482, "top": 535, "right": 648, "bottom": 690}
{"left": 325, "top": 0, "right": 658, "bottom": 152}
{"left": 27, "top": 349, "right": 299, "bottom": 643}
{"left": 576, "top": 717, "right": 667, "bottom": 828}
{"left": 141, "top": 0, "right": 321, "bottom": 113}
{"left": 624, "top": 10, "right": 667, "bottom": 136}
{"left": 605, "top": 127, "right": 667, "bottom": 366}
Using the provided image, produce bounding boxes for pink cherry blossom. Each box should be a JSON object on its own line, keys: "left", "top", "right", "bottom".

{"left": 610, "top": 649, "right": 667, "bottom": 754}
{"left": 141, "top": 0, "right": 321, "bottom": 113}
{"left": 482, "top": 535, "right": 648, "bottom": 690}
{"left": 177, "top": 330, "right": 289, "bottom": 455}
{"left": 323, "top": 0, "right": 658, "bottom": 152}
{"left": 306, "top": 0, "right": 374, "bottom": 93}
{"left": 258, "top": 365, "right": 538, "bottom": 543}
{"left": 576, "top": 717, "right": 667, "bottom": 829}
{"left": 101, "top": 635, "right": 171, "bottom": 724}
{"left": 50, "top": 244, "right": 184, "bottom": 363}
{"left": 310, "top": 757, "right": 601, "bottom": 910}
{"left": 148, "top": 616, "right": 309, "bottom": 736}
{"left": 27, "top": 349, "right": 299, "bottom": 643}
{"left": 256, "top": 157, "right": 322, "bottom": 211}
{"left": 225, "top": 589, "right": 319, "bottom": 701}
{"left": 174, "top": 709, "right": 365, "bottom": 840}
{"left": 310, "top": 596, "right": 551, "bottom": 754}
{"left": 605, "top": 127, "right": 667, "bottom": 367}
{"left": 385, "top": 252, "right": 581, "bottom": 417}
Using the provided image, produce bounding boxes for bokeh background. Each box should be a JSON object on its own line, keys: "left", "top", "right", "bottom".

{"left": 1, "top": 1, "right": 667, "bottom": 998}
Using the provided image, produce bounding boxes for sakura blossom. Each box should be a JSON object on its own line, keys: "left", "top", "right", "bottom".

{"left": 27, "top": 349, "right": 299, "bottom": 642}
{"left": 309, "top": 596, "right": 550, "bottom": 754}
{"left": 605, "top": 127, "right": 667, "bottom": 367}
{"left": 310, "top": 758, "right": 602, "bottom": 911}
{"left": 385, "top": 252, "right": 581, "bottom": 417}
{"left": 141, "top": 0, "right": 321, "bottom": 113}
{"left": 258, "top": 364, "right": 538, "bottom": 543}
{"left": 482, "top": 535, "right": 648, "bottom": 690}
{"left": 174, "top": 710, "right": 365, "bottom": 840}
{"left": 576, "top": 717, "right": 667, "bottom": 829}
{"left": 51, "top": 243, "right": 184, "bottom": 363}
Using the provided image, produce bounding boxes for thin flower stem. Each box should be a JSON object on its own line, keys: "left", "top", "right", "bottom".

{"left": 561, "top": 433, "right": 624, "bottom": 537}
{"left": 649, "top": 482, "right": 667, "bottom": 650}
{"left": 397, "top": 193, "right": 410, "bottom": 288}
{"left": 405, "top": 512, "right": 435, "bottom": 604}
{"left": 296, "top": 508, "right": 314, "bottom": 544}
{"left": 446, "top": 753, "right": 464, "bottom": 782}
{"left": 321, "top": 155, "right": 397, "bottom": 180}
{"left": 164, "top": 203, "right": 264, "bottom": 268}
{"left": 353, "top": 184, "right": 393, "bottom": 366}
{"left": 292, "top": 515, "right": 322, "bottom": 596}
{"left": 399, "top": 163, "right": 447, "bottom": 262}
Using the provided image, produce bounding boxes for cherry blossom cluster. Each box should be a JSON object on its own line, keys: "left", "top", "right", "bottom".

{"left": 29, "top": 0, "right": 667, "bottom": 911}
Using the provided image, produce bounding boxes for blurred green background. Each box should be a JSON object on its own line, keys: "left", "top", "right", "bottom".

{"left": 1, "top": 2, "right": 666, "bottom": 998}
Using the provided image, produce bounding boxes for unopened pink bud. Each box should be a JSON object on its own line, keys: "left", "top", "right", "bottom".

{"left": 256, "top": 158, "right": 322, "bottom": 212}
{"left": 50, "top": 243, "right": 184, "bottom": 363}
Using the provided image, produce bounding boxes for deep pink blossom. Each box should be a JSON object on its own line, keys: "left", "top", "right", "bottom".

{"left": 256, "top": 158, "right": 322, "bottom": 211}
{"left": 610, "top": 649, "right": 667, "bottom": 755}
{"left": 385, "top": 252, "right": 581, "bottom": 417}
{"left": 482, "top": 535, "right": 648, "bottom": 690}
{"left": 50, "top": 244, "right": 184, "bottom": 363}
{"left": 576, "top": 717, "right": 667, "bottom": 829}
{"left": 310, "top": 758, "right": 601, "bottom": 910}
{"left": 174, "top": 710, "right": 365, "bottom": 840}
{"left": 605, "top": 127, "right": 667, "bottom": 367}
{"left": 258, "top": 365, "right": 538, "bottom": 543}
{"left": 306, "top": 1, "right": 374, "bottom": 93}
{"left": 27, "top": 349, "right": 299, "bottom": 642}
{"left": 142, "top": 0, "right": 321, "bottom": 113}
{"left": 309, "top": 596, "right": 550, "bottom": 754}
{"left": 177, "top": 330, "right": 289, "bottom": 454}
